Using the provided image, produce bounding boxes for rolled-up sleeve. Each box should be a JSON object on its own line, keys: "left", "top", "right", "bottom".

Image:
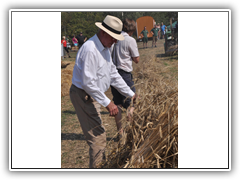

{"left": 80, "top": 51, "right": 111, "bottom": 107}
{"left": 110, "top": 61, "right": 135, "bottom": 98}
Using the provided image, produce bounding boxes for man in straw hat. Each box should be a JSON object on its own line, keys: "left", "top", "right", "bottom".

{"left": 70, "top": 15, "right": 137, "bottom": 168}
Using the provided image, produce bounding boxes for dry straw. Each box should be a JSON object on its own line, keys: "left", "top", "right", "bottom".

{"left": 98, "top": 57, "right": 178, "bottom": 168}
{"left": 61, "top": 61, "right": 75, "bottom": 97}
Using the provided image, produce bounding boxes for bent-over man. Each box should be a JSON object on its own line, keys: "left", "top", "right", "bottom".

{"left": 70, "top": 15, "right": 137, "bottom": 168}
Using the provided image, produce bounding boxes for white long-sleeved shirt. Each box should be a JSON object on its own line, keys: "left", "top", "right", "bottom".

{"left": 72, "top": 34, "right": 135, "bottom": 107}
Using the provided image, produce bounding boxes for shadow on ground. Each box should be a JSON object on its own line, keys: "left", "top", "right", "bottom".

{"left": 61, "top": 133, "right": 118, "bottom": 142}
{"left": 156, "top": 53, "right": 178, "bottom": 60}
{"left": 62, "top": 110, "right": 110, "bottom": 115}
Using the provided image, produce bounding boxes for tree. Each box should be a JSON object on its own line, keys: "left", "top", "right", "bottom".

{"left": 61, "top": 11, "right": 178, "bottom": 42}
{"left": 61, "top": 12, "right": 105, "bottom": 42}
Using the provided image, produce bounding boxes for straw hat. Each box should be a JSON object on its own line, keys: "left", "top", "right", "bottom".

{"left": 95, "top": 15, "right": 124, "bottom": 41}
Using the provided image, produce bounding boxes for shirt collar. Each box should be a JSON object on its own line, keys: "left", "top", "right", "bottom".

{"left": 93, "top": 34, "right": 106, "bottom": 52}
{"left": 122, "top": 31, "right": 129, "bottom": 37}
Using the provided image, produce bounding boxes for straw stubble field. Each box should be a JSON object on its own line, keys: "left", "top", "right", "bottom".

{"left": 61, "top": 39, "right": 178, "bottom": 168}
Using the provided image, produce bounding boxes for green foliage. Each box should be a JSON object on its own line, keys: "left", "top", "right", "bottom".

{"left": 61, "top": 12, "right": 104, "bottom": 42}
{"left": 61, "top": 11, "right": 178, "bottom": 42}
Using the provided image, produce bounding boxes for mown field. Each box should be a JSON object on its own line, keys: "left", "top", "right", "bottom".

{"left": 61, "top": 38, "right": 178, "bottom": 168}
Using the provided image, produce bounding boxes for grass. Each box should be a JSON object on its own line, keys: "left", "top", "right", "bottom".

{"left": 61, "top": 38, "right": 178, "bottom": 168}
{"left": 164, "top": 62, "right": 168, "bottom": 66}
{"left": 62, "top": 50, "right": 78, "bottom": 62}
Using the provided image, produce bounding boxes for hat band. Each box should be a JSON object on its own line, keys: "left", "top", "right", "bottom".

{"left": 102, "top": 22, "right": 121, "bottom": 35}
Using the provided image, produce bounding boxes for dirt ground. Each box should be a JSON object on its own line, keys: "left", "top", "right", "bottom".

{"left": 61, "top": 38, "right": 178, "bottom": 168}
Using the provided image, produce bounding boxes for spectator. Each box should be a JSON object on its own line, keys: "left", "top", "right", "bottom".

{"left": 140, "top": 26, "right": 149, "bottom": 48}
{"left": 76, "top": 32, "right": 87, "bottom": 49}
{"left": 61, "top": 36, "right": 71, "bottom": 58}
{"left": 156, "top": 23, "right": 161, "bottom": 39}
{"left": 164, "top": 27, "right": 169, "bottom": 39}
{"left": 161, "top": 22, "right": 166, "bottom": 39}
{"left": 72, "top": 35, "right": 78, "bottom": 47}
{"left": 150, "top": 24, "right": 159, "bottom": 47}
{"left": 111, "top": 18, "right": 140, "bottom": 138}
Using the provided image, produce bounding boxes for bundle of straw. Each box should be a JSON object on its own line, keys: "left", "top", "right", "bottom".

{"left": 61, "top": 69, "right": 73, "bottom": 97}
{"left": 61, "top": 61, "right": 75, "bottom": 97}
{"left": 99, "top": 57, "right": 178, "bottom": 168}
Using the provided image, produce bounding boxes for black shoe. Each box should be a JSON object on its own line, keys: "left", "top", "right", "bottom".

{"left": 155, "top": 45, "right": 157, "bottom": 47}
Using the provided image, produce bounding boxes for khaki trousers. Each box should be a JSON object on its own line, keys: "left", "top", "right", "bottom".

{"left": 70, "top": 84, "right": 106, "bottom": 168}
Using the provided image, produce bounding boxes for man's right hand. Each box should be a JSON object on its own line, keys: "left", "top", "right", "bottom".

{"left": 106, "top": 101, "right": 119, "bottom": 116}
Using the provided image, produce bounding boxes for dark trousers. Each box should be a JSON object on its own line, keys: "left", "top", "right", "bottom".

{"left": 111, "top": 69, "right": 136, "bottom": 109}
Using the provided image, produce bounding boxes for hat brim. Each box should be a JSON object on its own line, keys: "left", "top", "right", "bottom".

{"left": 95, "top": 22, "right": 124, "bottom": 41}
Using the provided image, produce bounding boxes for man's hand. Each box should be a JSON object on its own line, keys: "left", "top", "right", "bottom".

{"left": 132, "top": 57, "right": 139, "bottom": 64}
{"left": 132, "top": 93, "right": 139, "bottom": 104}
{"left": 106, "top": 101, "right": 119, "bottom": 116}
